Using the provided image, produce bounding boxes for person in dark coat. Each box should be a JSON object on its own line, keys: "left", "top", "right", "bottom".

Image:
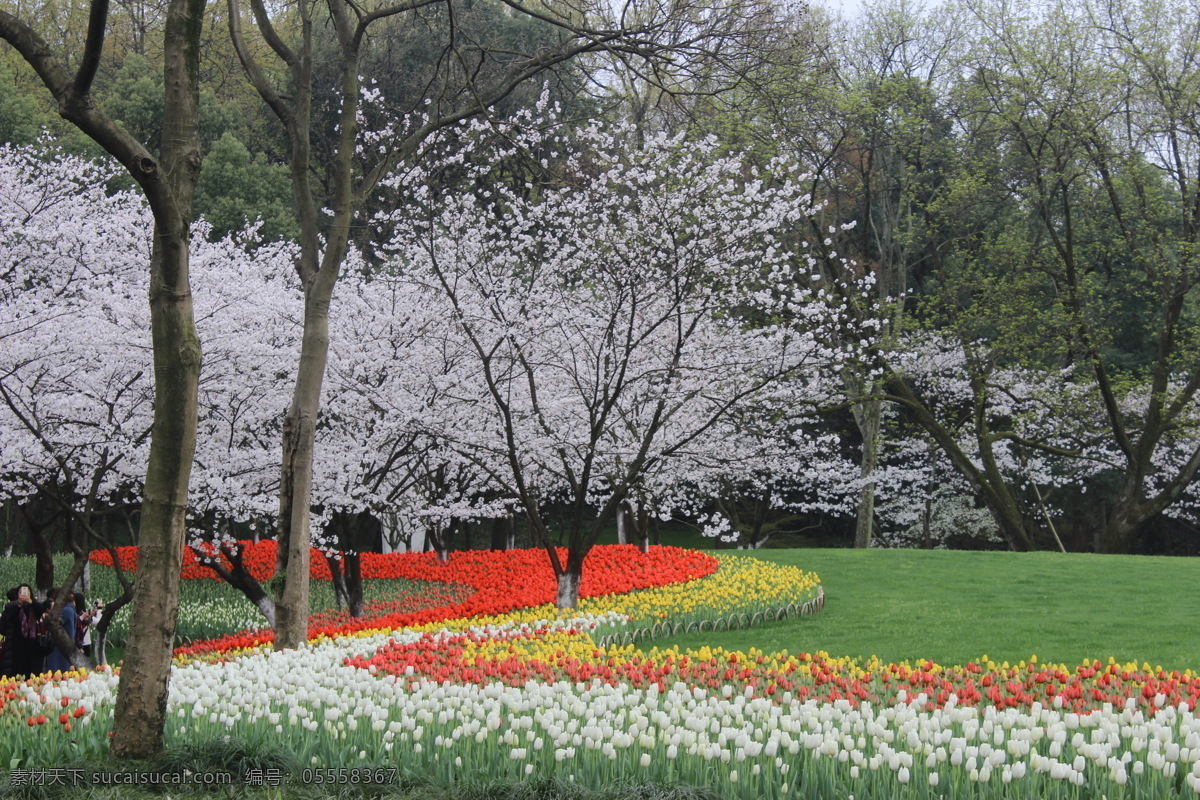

{"left": 0, "top": 584, "right": 45, "bottom": 679}
{"left": 43, "top": 587, "right": 77, "bottom": 673}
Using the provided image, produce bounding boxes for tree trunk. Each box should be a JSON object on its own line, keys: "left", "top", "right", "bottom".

{"left": 256, "top": 0, "right": 357, "bottom": 652}
{"left": 109, "top": 228, "right": 201, "bottom": 758}
{"left": 982, "top": 491, "right": 1036, "bottom": 552}
{"left": 555, "top": 561, "right": 582, "bottom": 610}
{"left": 93, "top": 588, "right": 134, "bottom": 667}
{"left": 91, "top": 538, "right": 136, "bottom": 666}
{"left": 325, "top": 550, "right": 348, "bottom": 611}
{"left": 193, "top": 543, "right": 275, "bottom": 626}
{"left": 94, "top": 630, "right": 108, "bottom": 666}
{"left": 345, "top": 550, "right": 363, "bottom": 618}
{"left": 635, "top": 507, "right": 651, "bottom": 554}
{"left": 109, "top": 0, "right": 205, "bottom": 757}
{"left": 274, "top": 286, "right": 335, "bottom": 651}
{"left": 46, "top": 553, "right": 93, "bottom": 671}
{"left": 746, "top": 494, "right": 770, "bottom": 550}
{"left": 19, "top": 497, "right": 60, "bottom": 594}
{"left": 886, "top": 376, "right": 1036, "bottom": 551}
{"left": 125, "top": 510, "right": 140, "bottom": 547}
{"left": 424, "top": 518, "right": 452, "bottom": 564}
{"left": 435, "top": 523, "right": 450, "bottom": 564}
{"left": 2, "top": 498, "right": 15, "bottom": 557}
{"left": 1100, "top": 482, "right": 1143, "bottom": 555}
{"left": 1099, "top": 439, "right": 1200, "bottom": 553}
{"left": 616, "top": 502, "right": 632, "bottom": 545}
{"left": 1, "top": 0, "right": 204, "bottom": 758}
{"left": 381, "top": 519, "right": 396, "bottom": 553}
{"left": 922, "top": 496, "right": 932, "bottom": 549}
{"left": 334, "top": 511, "right": 373, "bottom": 619}
{"left": 30, "top": 524, "right": 55, "bottom": 595}
{"left": 490, "top": 516, "right": 511, "bottom": 551}
{"left": 110, "top": 225, "right": 202, "bottom": 757}
{"left": 853, "top": 397, "right": 881, "bottom": 549}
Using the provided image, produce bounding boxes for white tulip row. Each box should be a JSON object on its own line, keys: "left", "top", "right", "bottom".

{"left": 105, "top": 596, "right": 271, "bottom": 646}
{"left": 9, "top": 615, "right": 1200, "bottom": 799}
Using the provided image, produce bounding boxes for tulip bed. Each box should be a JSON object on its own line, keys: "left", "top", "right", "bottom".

{"left": 4, "top": 546, "right": 1200, "bottom": 800}
{"left": 162, "top": 543, "right": 724, "bottom": 660}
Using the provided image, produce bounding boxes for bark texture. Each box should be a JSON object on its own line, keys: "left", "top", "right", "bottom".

{"left": 852, "top": 397, "right": 881, "bottom": 549}
{"left": 555, "top": 566, "right": 582, "bottom": 610}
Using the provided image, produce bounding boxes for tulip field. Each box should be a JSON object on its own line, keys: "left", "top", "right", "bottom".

{"left": 3, "top": 545, "right": 1200, "bottom": 799}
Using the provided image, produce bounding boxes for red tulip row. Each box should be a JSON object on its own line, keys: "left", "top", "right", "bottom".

{"left": 90, "top": 539, "right": 449, "bottom": 581}
{"left": 166, "top": 545, "right": 718, "bottom": 659}
{"left": 305, "top": 583, "right": 475, "bottom": 630}
{"left": 351, "top": 634, "right": 1200, "bottom": 716}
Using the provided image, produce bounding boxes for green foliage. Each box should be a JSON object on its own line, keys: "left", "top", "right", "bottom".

{"left": 199, "top": 91, "right": 247, "bottom": 152}
{"left": 453, "top": 779, "right": 720, "bottom": 800}
{"left": 0, "top": 763, "right": 720, "bottom": 800}
{"left": 149, "top": 732, "right": 302, "bottom": 779}
{"left": 101, "top": 55, "right": 164, "bottom": 152}
{"left": 0, "top": 60, "right": 50, "bottom": 145}
{"left": 194, "top": 132, "right": 297, "bottom": 242}
{"left": 96, "top": 57, "right": 250, "bottom": 158}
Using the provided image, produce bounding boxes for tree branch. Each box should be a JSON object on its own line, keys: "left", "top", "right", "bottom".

{"left": 73, "top": 0, "right": 111, "bottom": 96}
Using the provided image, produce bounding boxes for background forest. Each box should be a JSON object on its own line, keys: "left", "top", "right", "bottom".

{"left": 2, "top": 0, "right": 1199, "bottom": 575}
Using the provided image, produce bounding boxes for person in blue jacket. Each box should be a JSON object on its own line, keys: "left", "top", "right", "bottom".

{"left": 43, "top": 586, "right": 77, "bottom": 673}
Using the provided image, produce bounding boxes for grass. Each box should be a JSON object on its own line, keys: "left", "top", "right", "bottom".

{"left": 2, "top": 774, "right": 724, "bottom": 800}
{"left": 651, "top": 548, "right": 1200, "bottom": 670}
{"left": 2, "top": 752, "right": 722, "bottom": 800}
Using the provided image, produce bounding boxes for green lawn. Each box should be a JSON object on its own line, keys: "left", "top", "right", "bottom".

{"left": 653, "top": 548, "right": 1200, "bottom": 670}
{"left": 11, "top": 547, "right": 1198, "bottom": 672}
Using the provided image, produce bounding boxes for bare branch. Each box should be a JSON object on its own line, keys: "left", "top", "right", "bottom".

{"left": 73, "top": 0, "right": 111, "bottom": 96}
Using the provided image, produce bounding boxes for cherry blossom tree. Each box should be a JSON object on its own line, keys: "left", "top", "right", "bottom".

{"left": 644, "top": 411, "right": 860, "bottom": 550}
{"left": 0, "top": 145, "right": 151, "bottom": 670}
{"left": 0, "top": 146, "right": 300, "bottom": 636}
{"left": 866, "top": 331, "right": 1200, "bottom": 551}
{"left": 223, "top": 0, "right": 792, "bottom": 649}
{"left": 382, "top": 120, "right": 863, "bottom": 607}
{"left": 323, "top": 268, "right": 504, "bottom": 568}
{"left": 183, "top": 229, "right": 304, "bottom": 622}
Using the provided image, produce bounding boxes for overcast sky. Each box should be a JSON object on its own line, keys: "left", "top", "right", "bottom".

{"left": 816, "top": 0, "right": 865, "bottom": 17}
